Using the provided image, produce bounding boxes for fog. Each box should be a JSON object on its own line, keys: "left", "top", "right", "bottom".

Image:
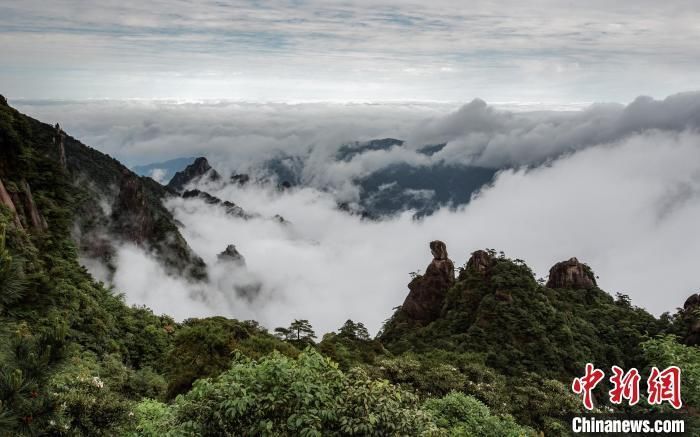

{"left": 108, "top": 129, "right": 700, "bottom": 335}
{"left": 30, "top": 93, "right": 697, "bottom": 335}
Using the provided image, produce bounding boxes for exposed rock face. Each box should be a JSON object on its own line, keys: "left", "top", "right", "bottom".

{"left": 54, "top": 123, "right": 67, "bottom": 170}
{"left": 401, "top": 240, "right": 455, "bottom": 323}
{"left": 546, "top": 257, "right": 597, "bottom": 289}
{"left": 0, "top": 178, "right": 22, "bottom": 229}
{"left": 466, "top": 250, "right": 492, "bottom": 274}
{"left": 682, "top": 293, "right": 700, "bottom": 346}
{"left": 0, "top": 95, "right": 7, "bottom": 106}
{"left": 6, "top": 180, "right": 48, "bottom": 232}
{"left": 217, "top": 244, "right": 245, "bottom": 266}
{"left": 111, "top": 172, "right": 208, "bottom": 280}
{"left": 167, "top": 157, "right": 221, "bottom": 192}
{"left": 20, "top": 181, "right": 48, "bottom": 231}
{"left": 112, "top": 174, "right": 154, "bottom": 244}
{"left": 182, "top": 189, "right": 249, "bottom": 218}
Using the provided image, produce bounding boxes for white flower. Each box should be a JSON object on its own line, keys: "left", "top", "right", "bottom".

{"left": 91, "top": 376, "right": 104, "bottom": 389}
{"left": 49, "top": 420, "right": 56, "bottom": 426}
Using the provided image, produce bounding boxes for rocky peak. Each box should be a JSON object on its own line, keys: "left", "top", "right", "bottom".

{"left": 167, "top": 157, "right": 221, "bottom": 192}
{"left": 546, "top": 257, "right": 597, "bottom": 289}
{"left": 466, "top": 250, "right": 493, "bottom": 274}
{"left": 217, "top": 244, "right": 246, "bottom": 266}
{"left": 0, "top": 95, "right": 7, "bottom": 106}
{"left": 400, "top": 240, "right": 455, "bottom": 324}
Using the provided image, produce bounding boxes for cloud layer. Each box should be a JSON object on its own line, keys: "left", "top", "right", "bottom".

{"left": 2, "top": 1, "right": 700, "bottom": 101}
{"left": 107, "top": 126, "right": 700, "bottom": 335}
{"left": 16, "top": 93, "right": 700, "bottom": 335}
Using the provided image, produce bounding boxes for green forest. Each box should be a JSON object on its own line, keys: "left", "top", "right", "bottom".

{"left": 0, "top": 95, "right": 698, "bottom": 436}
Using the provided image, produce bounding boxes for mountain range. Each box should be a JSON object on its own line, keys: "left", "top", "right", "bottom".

{"left": 0, "top": 95, "right": 698, "bottom": 435}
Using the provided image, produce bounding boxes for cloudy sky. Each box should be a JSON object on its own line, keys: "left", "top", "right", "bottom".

{"left": 2, "top": 0, "right": 700, "bottom": 102}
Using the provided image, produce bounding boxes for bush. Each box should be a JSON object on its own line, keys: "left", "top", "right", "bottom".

{"left": 424, "top": 392, "right": 533, "bottom": 436}
{"left": 146, "top": 349, "right": 438, "bottom": 436}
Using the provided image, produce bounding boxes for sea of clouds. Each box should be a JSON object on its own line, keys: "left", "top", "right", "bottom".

{"left": 15, "top": 93, "right": 700, "bottom": 335}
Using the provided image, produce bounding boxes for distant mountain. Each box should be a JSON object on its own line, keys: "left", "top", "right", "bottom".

{"left": 167, "top": 156, "right": 221, "bottom": 192}
{"left": 132, "top": 156, "right": 197, "bottom": 183}
{"left": 252, "top": 138, "right": 497, "bottom": 217}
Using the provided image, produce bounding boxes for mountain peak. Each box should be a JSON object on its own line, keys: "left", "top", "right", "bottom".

{"left": 546, "top": 257, "right": 597, "bottom": 289}
{"left": 167, "top": 156, "right": 221, "bottom": 192}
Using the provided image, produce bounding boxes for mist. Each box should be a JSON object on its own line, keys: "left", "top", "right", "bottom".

{"left": 104, "top": 127, "right": 700, "bottom": 335}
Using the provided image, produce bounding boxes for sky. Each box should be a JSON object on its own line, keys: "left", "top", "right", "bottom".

{"left": 2, "top": 0, "right": 700, "bottom": 102}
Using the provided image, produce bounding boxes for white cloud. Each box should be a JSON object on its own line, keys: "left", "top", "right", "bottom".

{"left": 148, "top": 168, "right": 167, "bottom": 183}
{"left": 2, "top": 1, "right": 700, "bottom": 101}
{"left": 106, "top": 127, "right": 700, "bottom": 336}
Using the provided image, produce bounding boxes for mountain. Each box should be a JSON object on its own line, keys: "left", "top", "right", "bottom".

{"left": 166, "top": 156, "right": 221, "bottom": 192}
{"left": 1, "top": 95, "right": 698, "bottom": 435}
{"left": 0, "top": 96, "right": 206, "bottom": 281}
{"left": 132, "top": 156, "right": 197, "bottom": 183}
{"left": 379, "top": 243, "right": 664, "bottom": 379}
{"left": 249, "top": 138, "right": 497, "bottom": 217}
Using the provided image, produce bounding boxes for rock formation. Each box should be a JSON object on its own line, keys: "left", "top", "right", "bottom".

{"left": 6, "top": 180, "right": 49, "bottom": 232}
{"left": 217, "top": 244, "right": 246, "bottom": 266}
{"left": 682, "top": 293, "right": 700, "bottom": 346}
{"left": 20, "top": 181, "right": 48, "bottom": 231}
{"left": 167, "top": 157, "right": 221, "bottom": 192}
{"left": 400, "top": 240, "right": 455, "bottom": 323}
{"left": 182, "top": 189, "right": 250, "bottom": 218}
{"left": 0, "top": 94, "right": 7, "bottom": 106}
{"left": 466, "top": 250, "right": 492, "bottom": 274}
{"left": 546, "top": 257, "right": 597, "bottom": 289}
{"left": 54, "top": 123, "right": 66, "bottom": 170}
{"left": 0, "top": 177, "right": 22, "bottom": 229}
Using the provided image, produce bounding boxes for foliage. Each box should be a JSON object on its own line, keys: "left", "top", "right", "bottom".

{"left": 642, "top": 335, "right": 700, "bottom": 408}
{"left": 0, "top": 224, "right": 26, "bottom": 313}
{"left": 151, "top": 349, "right": 437, "bottom": 436}
{"left": 164, "top": 317, "right": 296, "bottom": 398}
{"left": 0, "top": 323, "right": 67, "bottom": 435}
{"left": 318, "top": 319, "right": 384, "bottom": 370}
{"left": 424, "top": 391, "right": 533, "bottom": 436}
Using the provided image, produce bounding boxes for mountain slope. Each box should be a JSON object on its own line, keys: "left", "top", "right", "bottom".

{"left": 0, "top": 96, "right": 206, "bottom": 281}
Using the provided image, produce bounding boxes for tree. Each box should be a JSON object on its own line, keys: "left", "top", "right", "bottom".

{"left": 0, "top": 323, "right": 67, "bottom": 434}
{"left": 642, "top": 335, "right": 700, "bottom": 409}
{"left": 338, "top": 320, "right": 370, "bottom": 341}
{"left": 276, "top": 319, "right": 317, "bottom": 346}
